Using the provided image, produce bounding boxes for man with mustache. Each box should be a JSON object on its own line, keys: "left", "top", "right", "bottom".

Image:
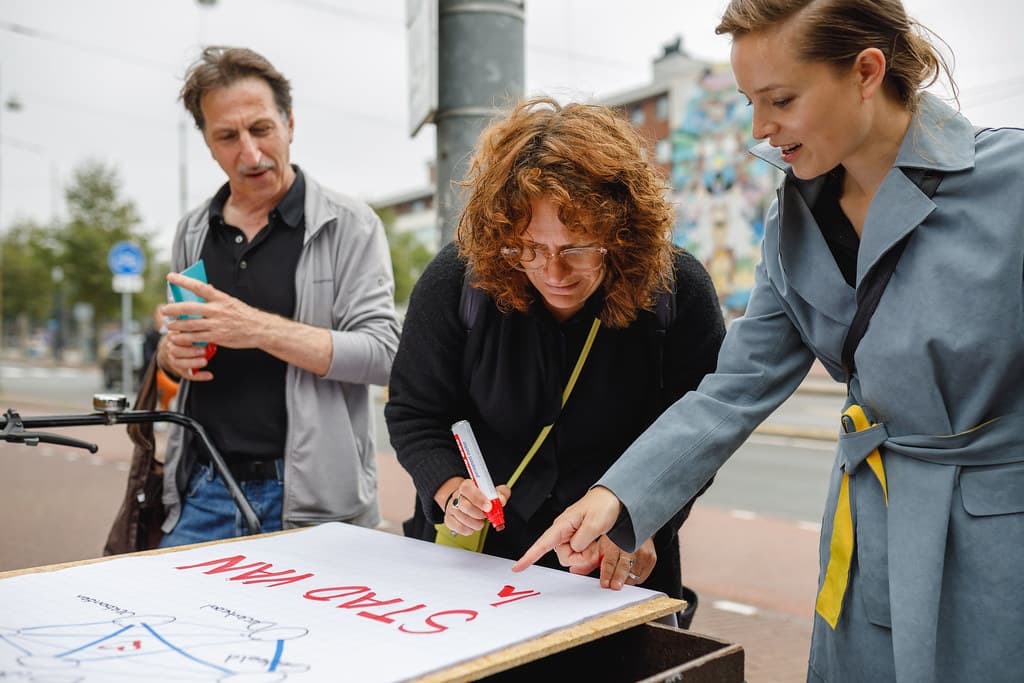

{"left": 156, "top": 46, "right": 400, "bottom": 546}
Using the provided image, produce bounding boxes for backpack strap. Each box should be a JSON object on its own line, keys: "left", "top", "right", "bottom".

{"left": 653, "top": 273, "right": 678, "bottom": 390}
{"left": 653, "top": 282, "right": 676, "bottom": 333}
{"left": 458, "top": 277, "right": 488, "bottom": 331}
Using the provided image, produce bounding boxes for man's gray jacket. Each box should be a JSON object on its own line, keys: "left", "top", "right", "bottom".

{"left": 162, "top": 171, "right": 400, "bottom": 532}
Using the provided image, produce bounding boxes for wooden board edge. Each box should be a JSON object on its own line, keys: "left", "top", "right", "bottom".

{"left": 413, "top": 595, "right": 686, "bottom": 682}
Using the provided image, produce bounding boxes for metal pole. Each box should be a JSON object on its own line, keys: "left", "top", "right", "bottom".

{"left": 121, "top": 291, "right": 132, "bottom": 395}
{"left": 52, "top": 284, "right": 63, "bottom": 362}
{"left": 435, "top": 0, "right": 524, "bottom": 246}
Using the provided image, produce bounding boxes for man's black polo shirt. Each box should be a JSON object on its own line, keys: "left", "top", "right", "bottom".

{"left": 187, "top": 168, "right": 306, "bottom": 463}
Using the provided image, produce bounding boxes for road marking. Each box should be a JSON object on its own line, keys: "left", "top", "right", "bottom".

{"left": 0, "top": 364, "right": 95, "bottom": 380}
{"left": 747, "top": 433, "right": 836, "bottom": 449}
{"left": 712, "top": 600, "right": 759, "bottom": 616}
{"left": 727, "top": 507, "right": 821, "bottom": 532}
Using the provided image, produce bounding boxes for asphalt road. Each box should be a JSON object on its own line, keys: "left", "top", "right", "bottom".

{"left": 0, "top": 359, "right": 842, "bottom": 571}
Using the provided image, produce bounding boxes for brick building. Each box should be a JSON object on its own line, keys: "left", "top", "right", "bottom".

{"left": 373, "top": 37, "right": 779, "bottom": 316}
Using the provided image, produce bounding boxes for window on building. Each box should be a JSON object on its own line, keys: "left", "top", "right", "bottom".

{"left": 630, "top": 106, "right": 646, "bottom": 126}
{"left": 655, "top": 139, "right": 672, "bottom": 164}
{"left": 655, "top": 95, "right": 669, "bottom": 121}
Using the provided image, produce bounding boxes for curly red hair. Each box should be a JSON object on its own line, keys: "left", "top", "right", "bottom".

{"left": 456, "top": 96, "right": 676, "bottom": 329}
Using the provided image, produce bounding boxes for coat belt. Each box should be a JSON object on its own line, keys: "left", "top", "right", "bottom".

{"left": 815, "top": 406, "right": 1024, "bottom": 630}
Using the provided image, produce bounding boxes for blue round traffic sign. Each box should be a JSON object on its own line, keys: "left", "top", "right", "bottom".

{"left": 108, "top": 241, "right": 146, "bottom": 276}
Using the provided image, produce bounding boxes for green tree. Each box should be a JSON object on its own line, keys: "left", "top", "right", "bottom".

{"left": 375, "top": 207, "right": 433, "bottom": 305}
{"left": 55, "top": 160, "right": 159, "bottom": 324}
{"left": 1, "top": 219, "right": 58, "bottom": 325}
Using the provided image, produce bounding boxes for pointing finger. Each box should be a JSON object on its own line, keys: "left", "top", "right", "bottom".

{"left": 511, "top": 518, "right": 580, "bottom": 572}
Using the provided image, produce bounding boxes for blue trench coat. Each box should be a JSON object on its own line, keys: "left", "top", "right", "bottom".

{"left": 600, "top": 93, "right": 1024, "bottom": 682}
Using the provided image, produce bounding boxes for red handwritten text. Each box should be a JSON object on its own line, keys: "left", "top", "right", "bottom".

{"left": 490, "top": 584, "right": 542, "bottom": 607}
{"left": 176, "top": 554, "right": 542, "bottom": 636}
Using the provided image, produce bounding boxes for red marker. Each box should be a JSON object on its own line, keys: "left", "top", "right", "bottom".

{"left": 451, "top": 420, "right": 505, "bottom": 531}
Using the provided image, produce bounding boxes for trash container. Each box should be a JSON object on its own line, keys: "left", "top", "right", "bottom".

{"left": 479, "top": 622, "right": 744, "bottom": 682}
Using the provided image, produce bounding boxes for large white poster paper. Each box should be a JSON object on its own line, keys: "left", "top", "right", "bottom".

{"left": 0, "top": 523, "right": 665, "bottom": 682}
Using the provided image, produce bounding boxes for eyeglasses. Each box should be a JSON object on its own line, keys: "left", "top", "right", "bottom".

{"left": 500, "top": 245, "right": 608, "bottom": 272}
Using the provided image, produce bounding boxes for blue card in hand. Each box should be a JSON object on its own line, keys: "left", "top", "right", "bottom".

{"left": 169, "top": 260, "right": 209, "bottom": 347}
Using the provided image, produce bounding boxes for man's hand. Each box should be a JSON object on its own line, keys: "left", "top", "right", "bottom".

{"left": 159, "top": 272, "right": 273, "bottom": 381}
{"left": 510, "top": 486, "right": 622, "bottom": 573}
{"left": 163, "top": 273, "right": 270, "bottom": 347}
{"left": 157, "top": 332, "right": 212, "bottom": 381}
{"left": 160, "top": 271, "right": 334, "bottom": 379}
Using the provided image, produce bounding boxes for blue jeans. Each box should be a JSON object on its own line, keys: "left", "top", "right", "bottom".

{"left": 159, "top": 461, "right": 284, "bottom": 548}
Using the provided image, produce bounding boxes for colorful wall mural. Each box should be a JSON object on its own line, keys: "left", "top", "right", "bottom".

{"left": 671, "top": 64, "right": 779, "bottom": 318}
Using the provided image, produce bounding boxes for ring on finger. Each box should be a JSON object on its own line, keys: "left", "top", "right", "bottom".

{"left": 627, "top": 558, "right": 635, "bottom": 568}
{"left": 452, "top": 496, "right": 460, "bottom": 509}
{"left": 628, "top": 572, "right": 641, "bottom": 581}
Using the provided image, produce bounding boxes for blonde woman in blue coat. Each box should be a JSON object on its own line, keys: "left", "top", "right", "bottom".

{"left": 514, "top": 1, "right": 1024, "bottom": 681}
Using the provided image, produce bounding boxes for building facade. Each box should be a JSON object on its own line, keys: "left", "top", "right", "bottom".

{"left": 373, "top": 37, "right": 779, "bottom": 317}
{"left": 604, "top": 37, "right": 779, "bottom": 317}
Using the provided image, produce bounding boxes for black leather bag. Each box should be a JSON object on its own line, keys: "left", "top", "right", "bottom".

{"left": 103, "top": 358, "right": 165, "bottom": 555}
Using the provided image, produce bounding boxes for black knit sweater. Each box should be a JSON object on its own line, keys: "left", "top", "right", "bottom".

{"left": 385, "top": 242, "right": 725, "bottom": 597}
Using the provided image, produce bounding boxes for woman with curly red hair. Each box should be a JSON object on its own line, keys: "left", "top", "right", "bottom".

{"left": 385, "top": 96, "right": 724, "bottom": 625}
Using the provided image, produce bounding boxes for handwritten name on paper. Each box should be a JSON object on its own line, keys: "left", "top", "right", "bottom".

{"left": 175, "top": 554, "right": 542, "bottom": 635}
{"left": 200, "top": 603, "right": 278, "bottom": 631}
{"left": 76, "top": 594, "right": 136, "bottom": 616}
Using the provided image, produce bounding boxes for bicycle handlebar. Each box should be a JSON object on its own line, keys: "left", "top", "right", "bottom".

{"left": 0, "top": 402, "right": 262, "bottom": 535}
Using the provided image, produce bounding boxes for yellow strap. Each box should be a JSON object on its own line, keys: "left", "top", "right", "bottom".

{"left": 815, "top": 472, "right": 853, "bottom": 629}
{"left": 507, "top": 318, "right": 600, "bottom": 488}
{"left": 814, "top": 404, "right": 888, "bottom": 629}
{"left": 844, "top": 404, "right": 888, "bottom": 504}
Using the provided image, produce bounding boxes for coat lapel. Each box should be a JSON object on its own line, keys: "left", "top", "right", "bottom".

{"left": 776, "top": 177, "right": 853, "bottom": 323}
{"left": 856, "top": 168, "right": 936, "bottom": 284}
{"left": 753, "top": 141, "right": 853, "bottom": 324}
{"left": 858, "top": 94, "right": 976, "bottom": 283}
{"left": 751, "top": 93, "right": 977, "bottom": 310}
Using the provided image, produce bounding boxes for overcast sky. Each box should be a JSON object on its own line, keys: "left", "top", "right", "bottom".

{"left": 1, "top": 0, "right": 1021, "bottom": 257}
